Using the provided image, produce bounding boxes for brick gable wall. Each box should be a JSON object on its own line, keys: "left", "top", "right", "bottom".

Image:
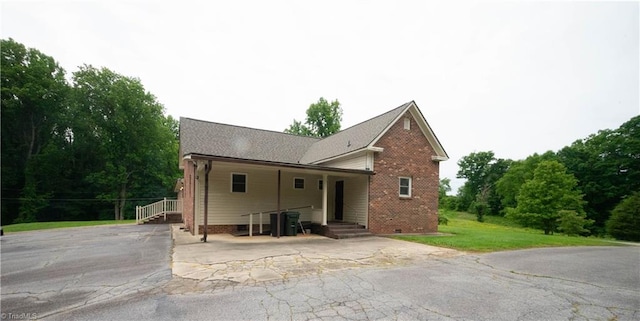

{"left": 368, "top": 112, "right": 439, "bottom": 234}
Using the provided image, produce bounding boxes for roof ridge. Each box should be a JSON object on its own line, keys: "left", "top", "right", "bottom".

{"left": 298, "top": 101, "right": 414, "bottom": 164}
{"left": 318, "top": 101, "right": 413, "bottom": 140}
{"left": 362, "top": 101, "right": 412, "bottom": 146}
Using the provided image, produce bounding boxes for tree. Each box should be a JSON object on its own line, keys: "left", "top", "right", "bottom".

{"left": 508, "top": 160, "right": 586, "bottom": 235}
{"left": 557, "top": 116, "right": 640, "bottom": 234}
{"left": 438, "top": 178, "right": 458, "bottom": 210}
{"left": 70, "top": 65, "right": 178, "bottom": 220}
{"left": 285, "top": 97, "right": 342, "bottom": 138}
{"left": 456, "top": 151, "right": 510, "bottom": 214}
{"left": 1, "top": 38, "right": 69, "bottom": 223}
{"left": 606, "top": 192, "right": 640, "bottom": 241}
{"left": 439, "top": 178, "right": 451, "bottom": 200}
{"left": 495, "top": 151, "right": 556, "bottom": 210}
{"left": 557, "top": 210, "right": 593, "bottom": 236}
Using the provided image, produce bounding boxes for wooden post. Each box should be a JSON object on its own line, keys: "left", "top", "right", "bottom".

{"left": 202, "top": 160, "right": 212, "bottom": 242}
{"left": 249, "top": 214, "right": 253, "bottom": 237}
{"left": 322, "top": 174, "right": 328, "bottom": 225}
{"left": 259, "top": 212, "right": 263, "bottom": 234}
{"left": 277, "top": 170, "right": 281, "bottom": 238}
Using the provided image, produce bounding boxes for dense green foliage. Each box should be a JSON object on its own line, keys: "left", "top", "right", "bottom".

{"left": 396, "top": 211, "right": 617, "bottom": 252}
{"left": 495, "top": 151, "right": 556, "bottom": 211}
{"left": 606, "top": 193, "right": 640, "bottom": 242}
{"left": 445, "top": 115, "right": 639, "bottom": 239}
{"left": 1, "top": 39, "right": 180, "bottom": 224}
{"left": 456, "top": 151, "right": 510, "bottom": 216}
{"left": 508, "top": 161, "right": 588, "bottom": 235}
{"left": 557, "top": 116, "right": 640, "bottom": 233}
{"left": 285, "top": 97, "right": 342, "bottom": 138}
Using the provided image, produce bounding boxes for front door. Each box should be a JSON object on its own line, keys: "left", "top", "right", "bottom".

{"left": 335, "top": 181, "right": 344, "bottom": 221}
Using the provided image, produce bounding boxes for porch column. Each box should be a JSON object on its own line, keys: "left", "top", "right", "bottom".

{"left": 322, "top": 174, "right": 328, "bottom": 226}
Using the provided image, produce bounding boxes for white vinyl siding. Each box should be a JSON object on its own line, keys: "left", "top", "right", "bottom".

{"left": 340, "top": 175, "right": 369, "bottom": 226}
{"left": 322, "top": 153, "right": 370, "bottom": 170}
{"left": 194, "top": 162, "right": 370, "bottom": 227}
{"left": 196, "top": 164, "right": 326, "bottom": 226}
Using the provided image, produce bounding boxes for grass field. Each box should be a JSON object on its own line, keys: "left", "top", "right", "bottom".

{"left": 2, "top": 220, "right": 137, "bottom": 233}
{"left": 394, "top": 211, "right": 618, "bottom": 252}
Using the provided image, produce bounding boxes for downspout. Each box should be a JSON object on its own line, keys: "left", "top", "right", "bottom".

{"left": 201, "top": 160, "right": 212, "bottom": 242}
{"left": 192, "top": 163, "right": 197, "bottom": 234}
{"left": 277, "top": 170, "right": 281, "bottom": 238}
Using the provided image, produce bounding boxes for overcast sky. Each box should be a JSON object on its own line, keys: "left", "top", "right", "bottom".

{"left": 2, "top": 1, "right": 638, "bottom": 192}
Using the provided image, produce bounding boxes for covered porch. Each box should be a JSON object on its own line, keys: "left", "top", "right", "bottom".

{"left": 186, "top": 157, "right": 372, "bottom": 239}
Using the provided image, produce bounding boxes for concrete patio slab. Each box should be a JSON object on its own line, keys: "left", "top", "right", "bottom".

{"left": 171, "top": 225, "right": 461, "bottom": 285}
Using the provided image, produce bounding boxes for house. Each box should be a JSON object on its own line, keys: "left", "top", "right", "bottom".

{"left": 178, "top": 101, "right": 448, "bottom": 238}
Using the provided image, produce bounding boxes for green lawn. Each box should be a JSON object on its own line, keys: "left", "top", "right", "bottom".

{"left": 2, "top": 220, "right": 136, "bottom": 233}
{"left": 394, "top": 211, "right": 618, "bottom": 252}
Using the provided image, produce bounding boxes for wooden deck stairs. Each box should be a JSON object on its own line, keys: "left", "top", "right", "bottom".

{"left": 136, "top": 198, "right": 183, "bottom": 225}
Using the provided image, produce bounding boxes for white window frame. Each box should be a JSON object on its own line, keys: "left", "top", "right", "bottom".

{"left": 231, "top": 173, "right": 248, "bottom": 193}
{"left": 399, "top": 177, "right": 412, "bottom": 197}
{"left": 404, "top": 117, "right": 411, "bottom": 130}
{"left": 293, "top": 177, "right": 305, "bottom": 190}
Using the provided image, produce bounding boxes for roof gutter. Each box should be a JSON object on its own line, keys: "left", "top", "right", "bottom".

{"left": 185, "top": 154, "right": 374, "bottom": 175}
{"left": 308, "top": 146, "right": 384, "bottom": 165}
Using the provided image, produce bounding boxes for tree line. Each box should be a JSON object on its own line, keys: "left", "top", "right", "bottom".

{"left": 1, "top": 38, "right": 180, "bottom": 224}
{"left": 440, "top": 115, "right": 640, "bottom": 241}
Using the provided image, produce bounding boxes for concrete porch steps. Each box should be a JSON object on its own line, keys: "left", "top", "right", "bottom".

{"left": 325, "top": 221, "right": 373, "bottom": 239}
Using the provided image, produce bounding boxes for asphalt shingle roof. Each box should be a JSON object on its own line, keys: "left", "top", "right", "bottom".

{"left": 180, "top": 118, "right": 320, "bottom": 164}
{"left": 299, "top": 102, "right": 411, "bottom": 164}
{"left": 180, "top": 101, "right": 421, "bottom": 165}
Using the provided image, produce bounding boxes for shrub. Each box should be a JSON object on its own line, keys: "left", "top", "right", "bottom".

{"left": 438, "top": 211, "right": 450, "bottom": 225}
{"left": 471, "top": 201, "right": 489, "bottom": 222}
{"left": 606, "top": 192, "right": 640, "bottom": 242}
{"left": 440, "top": 195, "right": 458, "bottom": 211}
{"left": 557, "top": 210, "right": 593, "bottom": 236}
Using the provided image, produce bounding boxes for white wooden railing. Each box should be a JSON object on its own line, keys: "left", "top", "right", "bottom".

{"left": 136, "top": 198, "right": 182, "bottom": 224}
{"left": 240, "top": 205, "right": 313, "bottom": 237}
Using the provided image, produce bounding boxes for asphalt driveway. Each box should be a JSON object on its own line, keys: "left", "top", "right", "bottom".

{"left": 1, "top": 225, "right": 638, "bottom": 321}
{"left": 0, "top": 224, "right": 172, "bottom": 320}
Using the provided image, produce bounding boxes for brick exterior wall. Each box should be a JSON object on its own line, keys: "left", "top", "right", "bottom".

{"left": 182, "top": 159, "right": 196, "bottom": 234}
{"left": 197, "top": 224, "right": 274, "bottom": 235}
{"left": 368, "top": 112, "right": 440, "bottom": 234}
{"left": 198, "top": 224, "right": 235, "bottom": 234}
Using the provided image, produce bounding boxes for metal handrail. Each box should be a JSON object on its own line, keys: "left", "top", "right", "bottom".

{"left": 241, "top": 205, "right": 314, "bottom": 237}
{"left": 239, "top": 205, "right": 314, "bottom": 217}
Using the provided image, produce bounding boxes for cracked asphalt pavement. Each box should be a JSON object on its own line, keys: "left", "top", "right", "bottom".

{"left": 1, "top": 224, "right": 638, "bottom": 321}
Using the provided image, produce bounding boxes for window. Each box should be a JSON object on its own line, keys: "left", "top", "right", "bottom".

{"left": 399, "top": 177, "right": 411, "bottom": 197}
{"left": 294, "top": 177, "right": 305, "bottom": 189}
{"left": 318, "top": 179, "right": 323, "bottom": 190}
{"left": 231, "top": 173, "right": 247, "bottom": 193}
{"left": 404, "top": 117, "right": 411, "bottom": 130}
